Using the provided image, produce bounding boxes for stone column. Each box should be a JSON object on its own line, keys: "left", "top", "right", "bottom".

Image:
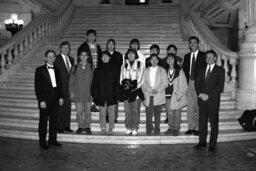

{"left": 236, "top": 24, "right": 256, "bottom": 109}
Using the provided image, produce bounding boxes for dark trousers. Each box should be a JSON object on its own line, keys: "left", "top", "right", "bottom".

{"left": 58, "top": 97, "right": 71, "bottom": 130}
{"left": 198, "top": 99, "right": 220, "bottom": 147}
{"left": 145, "top": 96, "right": 162, "bottom": 133}
{"left": 39, "top": 100, "right": 59, "bottom": 146}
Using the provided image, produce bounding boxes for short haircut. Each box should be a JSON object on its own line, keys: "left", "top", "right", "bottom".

{"left": 59, "top": 41, "right": 71, "bottom": 49}
{"left": 149, "top": 54, "right": 159, "bottom": 61}
{"left": 206, "top": 49, "right": 217, "bottom": 57}
{"left": 45, "top": 50, "right": 56, "bottom": 57}
{"left": 102, "top": 51, "right": 111, "bottom": 58}
{"left": 125, "top": 48, "right": 139, "bottom": 59}
{"left": 78, "top": 50, "right": 92, "bottom": 64}
{"left": 150, "top": 44, "right": 160, "bottom": 54}
{"left": 167, "top": 44, "right": 177, "bottom": 52}
{"left": 129, "top": 39, "right": 140, "bottom": 50}
{"left": 86, "top": 29, "right": 97, "bottom": 36}
{"left": 189, "top": 36, "right": 200, "bottom": 43}
{"left": 106, "top": 39, "right": 116, "bottom": 49}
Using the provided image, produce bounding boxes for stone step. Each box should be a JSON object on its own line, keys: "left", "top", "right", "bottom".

{"left": 0, "top": 99, "right": 237, "bottom": 110}
{"left": 0, "top": 117, "right": 242, "bottom": 133}
{"left": 1, "top": 125, "right": 255, "bottom": 144}
{"left": 0, "top": 107, "right": 242, "bottom": 121}
{"left": 0, "top": 89, "right": 233, "bottom": 101}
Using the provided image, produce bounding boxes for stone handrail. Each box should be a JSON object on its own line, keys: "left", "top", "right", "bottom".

{"left": 180, "top": 0, "right": 238, "bottom": 99}
{"left": 0, "top": 0, "right": 75, "bottom": 75}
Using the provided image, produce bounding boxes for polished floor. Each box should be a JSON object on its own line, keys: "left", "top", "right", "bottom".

{"left": 0, "top": 137, "right": 256, "bottom": 171}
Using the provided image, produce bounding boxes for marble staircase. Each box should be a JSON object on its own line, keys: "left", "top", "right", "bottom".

{"left": 0, "top": 4, "right": 255, "bottom": 144}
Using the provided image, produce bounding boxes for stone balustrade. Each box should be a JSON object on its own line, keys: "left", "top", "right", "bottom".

{"left": 180, "top": 0, "right": 238, "bottom": 99}
{"left": 0, "top": 0, "right": 75, "bottom": 76}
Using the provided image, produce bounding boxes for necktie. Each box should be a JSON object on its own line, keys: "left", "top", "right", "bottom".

{"left": 205, "top": 66, "right": 211, "bottom": 82}
{"left": 190, "top": 54, "right": 195, "bottom": 80}
{"left": 65, "top": 56, "right": 71, "bottom": 72}
{"left": 47, "top": 66, "right": 54, "bottom": 69}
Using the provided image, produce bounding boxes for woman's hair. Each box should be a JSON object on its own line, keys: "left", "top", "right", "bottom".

{"left": 77, "top": 51, "right": 92, "bottom": 64}
{"left": 86, "top": 29, "right": 97, "bottom": 36}
{"left": 166, "top": 44, "right": 177, "bottom": 52}
{"left": 166, "top": 53, "right": 180, "bottom": 70}
{"left": 150, "top": 44, "right": 160, "bottom": 55}
{"left": 124, "top": 48, "right": 139, "bottom": 60}
{"left": 129, "top": 39, "right": 140, "bottom": 50}
{"left": 106, "top": 39, "right": 116, "bottom": 50}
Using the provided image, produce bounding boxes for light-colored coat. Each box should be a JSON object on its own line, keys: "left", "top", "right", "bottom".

{"left": 169, "top": 69, "right": 188, "bottom": 109}
{"left": 142, "top": 66, "right": 168, "bottom": 107}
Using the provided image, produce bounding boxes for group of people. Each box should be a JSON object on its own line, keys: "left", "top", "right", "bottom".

{"left": 34, "top": 29, "right": 225, "bottom": 153}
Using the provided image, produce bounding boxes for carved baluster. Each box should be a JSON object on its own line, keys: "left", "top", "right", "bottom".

{"left": 6, "top": 48, "right": 13, "bottom": 69}
{"left": 0, "top": 51, "right": 7, "bottom": 74}
{"left": 223, "top": 57, "right": 230, "bottom": 82}
{"left": 13, "top": 44, "right": 19, "bottom": 62}
{"left": 24, "top": 36, "right": 29, "bottom": 51}
{"left": 19, "top": 40, "right": 24, "bottom": 56}
{"left": 216, "top": 53, "right": 222, "bottom": 66}
{"left": 229, "top": 58, "right": 237, "bottom": 89}
{"left": 41, "top": 23, "right": 45, "bottom": 37}
{"left": 29, "top": 32, "right": 33, "bottom": 49}
{"left": 38, "top": 25, "right": 42, "bottom": 39}
{"left": 34, "top": 29, "right": 38, "bottom": 43}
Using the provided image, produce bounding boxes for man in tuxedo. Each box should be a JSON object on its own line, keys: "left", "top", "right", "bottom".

{"left": 194, "top": 50, "right": 225, "bottom": 152}
{"left": 34, "top": 50, "right": 64, "bottom": 149}
{"left": 54, "top": 41, "right": 74, "bottom": 133}
{"left": 183, "top": 36, "right": 206, "bottom": 135}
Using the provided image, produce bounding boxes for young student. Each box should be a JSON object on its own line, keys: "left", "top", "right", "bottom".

{"left": 69, "top": 51, "right": 93, "bottom": 135}
{"left": 120, "top": 48, "right": 144, "bottom": 135}
{"left": 142, "top": 54, "right": 168, "bottom": 135}
{"left": 105, "top": 39, "right": 123, "bottom": 123}
{"left": 164, "top": 53, "right": 188, "bottom": 136}
{"left": 163, "top": 44, "right": 183, "bottom": 123}
{"left": 77, "top": 29, "right": 102, "bottom": 112}
{"left": 35, "top": 50, "right": 63, "bottom": 149}
{"left": 145, "top": 44, "right": 164, "bottom": 68}
{"left": 91, "top": 51, "right": 120, "bottom": 135}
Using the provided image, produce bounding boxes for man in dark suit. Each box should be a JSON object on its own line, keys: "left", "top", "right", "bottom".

{"left": 54, "top": 41, "right": 74, "bottom": 133}
{"left": 182, "top": 36, "right": 206, "bottom": 136}
{"left": 194, "top": 50, "right": 225, "bottom": 152}
{"left": 34, "top": 50, "right": 64, "bottom": 149}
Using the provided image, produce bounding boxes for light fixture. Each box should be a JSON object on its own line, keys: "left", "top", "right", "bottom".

{"left": 4, "top": 14, "right": 24, "bottom": 36}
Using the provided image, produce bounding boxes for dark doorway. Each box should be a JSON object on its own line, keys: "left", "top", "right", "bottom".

{"left": 125, "top": 0, "right": 148, "bottom": 5}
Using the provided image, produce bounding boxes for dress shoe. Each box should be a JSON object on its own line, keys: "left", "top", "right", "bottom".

{"left": 185, "top": 130, "right": 194, "bottom": 135}
{"left": 164, "top": 129, "right": 173, "bottom": 135}
{"left": 64, "top": 128, "right": 73, "bottom": 132}
{"left": 154, "top": 130, "right": 160, "bottom": 136}
{"left": 40, "top": 144, "right": 49, "bottom": 150}
{"left": 193, "top": 130, "right": 199, "bottom": 136}
{"left": 172, "top": 130, "right": 179, "bottom": 136}
{"left": 76, "top": 128, "right": 83, "bottom": 134}
{"left": 48, "top": 142, "right": 62, "bottom": 146}
{"left": 164, "top": 118, "right": 168, "bottom": 123}
{"left": 208, "top": 146, "right": 216, "bottom": 152}
{"left": 84, "top": 128, "right": 92, "bottom": 135}
{"left": 58, "top": 130, "right": 64, "bottom": 133}
{"left": 194, "top": 143, "right": 207, "bottom": 150}
{"left": 146, "top": 129, "right": 153, "bottom": 135}
{"left": 91, "top": 104, "right": 99, "bottom": 112}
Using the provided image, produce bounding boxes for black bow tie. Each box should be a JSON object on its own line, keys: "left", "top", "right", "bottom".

{"left": 47, "top": 66, "right": 54, "bottom": 69}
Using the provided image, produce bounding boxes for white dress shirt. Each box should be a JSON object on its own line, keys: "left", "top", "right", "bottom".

{"left": 47, "top": 64, "right": 57, "bottom": 87}
{"left": 189, "top": 50, "right": 199, "bottom": 75}
{"left": 205, "top": 63, "right": 215, "bottom": 78}
{"left": 61, "top": 53, "right": 71, "bottom": 70}
{"left": 149, "top": 66, "right": 158, "bottom": 88}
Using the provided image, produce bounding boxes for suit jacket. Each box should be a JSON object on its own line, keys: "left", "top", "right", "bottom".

{"left": 195, "top": 64, "right": 225, "bottom": 103}
{"left": 34, "top": 64, "right": 63, "bottom": 107}
{"left": 183, "top": 51, "right": 206, "bottom": 83}
{"left": 142, "top": 66, "right": 168, "bottom": 107}
{"left": 54, "top": 54, "right": 74, "bottom": 98}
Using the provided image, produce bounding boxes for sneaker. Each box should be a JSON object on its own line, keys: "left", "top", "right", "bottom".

{"left": 76, "top": 128, "right": 83, "bottom": 134}
{"left": 126, "top": 129, "right": 132, "bottom": 135}
{"left": 91, "top": 104, "right": 99, "bottom": 112}
{"left": 84, "top": 128, "right": 92, "bottom": 135}
{"left": 107, "top": 128, "right": 113, "bottom": 135}
{"left": 164, "top": 129, "right": 173, "bottom": 135}
{"left": 132, "top": 130, "right": 138, "bottom": 135}
{"left": 101, "top": 129, "right": 107, "bottom": 135}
